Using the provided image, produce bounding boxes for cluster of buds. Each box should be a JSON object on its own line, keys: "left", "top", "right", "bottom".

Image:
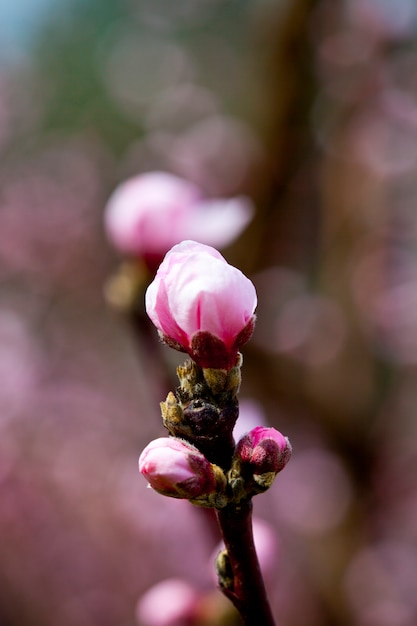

{"left": 138, "top": 239, "right": 291, "bottom": 508}
{"left": 105, "top": 174, "right": 292, "bottom": 623}
{"left": 139, "top": 425, "right": 292, "bottom": 509}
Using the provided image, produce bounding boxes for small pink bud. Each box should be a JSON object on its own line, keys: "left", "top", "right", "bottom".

{"left": 235, "top": 426, "right": 292, "bottom": 474}
{"left": 139, "top": 437, "right": 216, "bottom": 499}
{"left": 145, "top": 240, "right": 257, "bottom": 369}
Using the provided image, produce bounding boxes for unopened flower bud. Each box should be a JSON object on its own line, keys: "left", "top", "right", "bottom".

{"left": 235, "top": 426, "right": 292, "bottom": 475}
{"left": 145, "top": 240, "right": 257, "bottom": 370}
{"left": 139, "top": 437, "right": 218, "bottom": 500}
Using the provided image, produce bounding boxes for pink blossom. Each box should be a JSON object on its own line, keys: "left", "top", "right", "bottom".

{"left": 138, "top": 437, "right": 215, "bottom": 499}
{"left": 104, "top": 171, "right": 253, "bottom": 270}
{"left": 136, "top": 578, "right": 199, "bottom": 626}
{"left": 235, "top": 426, "right": 292, "bottom": 474}
{"left": 145, "top": 240, "right": 257, "bottom": 369}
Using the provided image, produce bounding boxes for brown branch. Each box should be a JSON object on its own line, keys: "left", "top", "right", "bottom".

{"left": 216, "top": 499, "right": 276, "bottom": 626}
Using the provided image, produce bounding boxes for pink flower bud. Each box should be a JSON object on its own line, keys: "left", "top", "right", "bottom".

{"left": 139, "top": 437, "right": 216, "bottom": 499}
{"left": 104, "top": 171, "right": 253, "bottom": 271}
{"left": 235, "top": 426, "right": 292, "bottom": 474}
{"left": 145, "top": 240, "right": 257, "bottom": 369}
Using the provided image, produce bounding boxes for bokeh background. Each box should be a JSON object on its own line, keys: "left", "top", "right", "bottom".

{"left": 2, "top": 0, "right": 417, "bottom": 624}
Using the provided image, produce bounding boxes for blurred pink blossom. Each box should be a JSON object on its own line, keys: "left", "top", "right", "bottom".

{"left": 145, "top": 240, "right": 257, "bottom": 369}
{"left": 136, "top": 578, "right": 199, "bottom": 626}
{"left": 104, "top": 171, "right": 254, "bottom": 270}
{"left": 104, "top": 172, "right": 201, "bottom": 259}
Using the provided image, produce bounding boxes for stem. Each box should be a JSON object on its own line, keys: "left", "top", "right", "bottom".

{"left": 216, "top": 499, "right": 276, "bottom": 626}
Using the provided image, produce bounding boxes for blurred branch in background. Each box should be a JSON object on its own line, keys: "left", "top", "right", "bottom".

{"left": 1, "top": 0, "right": 417, "bottom": 625}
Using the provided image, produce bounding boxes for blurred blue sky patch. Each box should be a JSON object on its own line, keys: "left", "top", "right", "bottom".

{"left": 0, "top": 0, "right": 70, "bottom": 61}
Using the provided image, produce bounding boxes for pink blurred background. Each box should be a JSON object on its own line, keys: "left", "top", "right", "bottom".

{"left": 1, "top": 0, "right": 417, "bottom": 624}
